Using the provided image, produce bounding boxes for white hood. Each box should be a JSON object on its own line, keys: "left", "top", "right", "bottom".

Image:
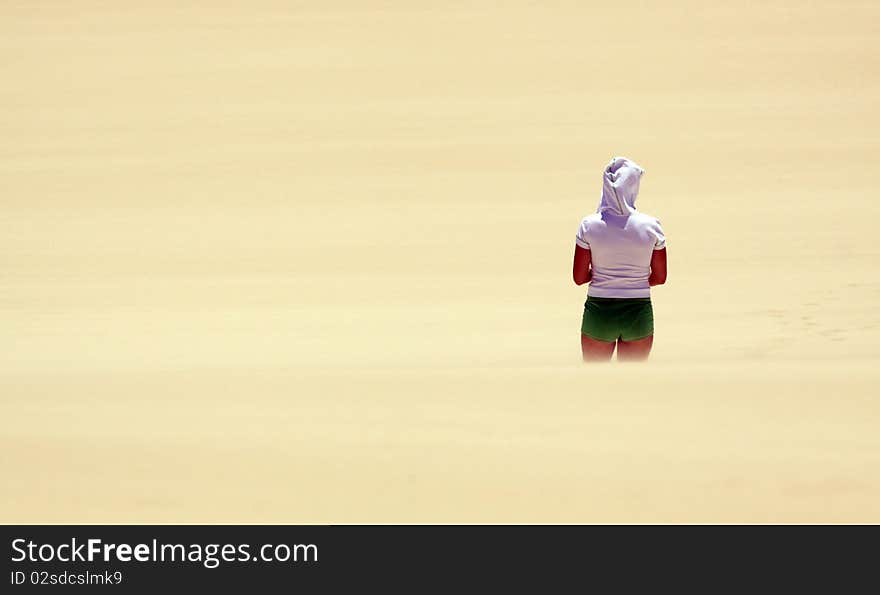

{"left": 597, "top": 156, "right": 645, "bottom": 216}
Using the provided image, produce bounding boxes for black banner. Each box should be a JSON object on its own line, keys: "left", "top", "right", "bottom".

{"left": 0, "top": 525, "right": 871, "bottom": 591}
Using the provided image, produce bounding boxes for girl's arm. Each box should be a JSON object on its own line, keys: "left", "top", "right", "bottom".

{"left": 572, "top": 245, "right": 592, "bottom": 285}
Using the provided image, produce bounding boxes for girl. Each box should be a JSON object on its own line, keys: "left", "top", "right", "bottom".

{"left": 572, "top": 156, "right": 667, "bottom": 362}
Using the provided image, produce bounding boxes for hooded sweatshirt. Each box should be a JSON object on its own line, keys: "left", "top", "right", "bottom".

{"left": 575, "top": 156, "right": 665, "bottom": 298}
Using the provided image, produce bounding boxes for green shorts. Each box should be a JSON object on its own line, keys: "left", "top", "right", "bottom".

{"left": 580, "top": 296, "right": 654, "bottom": 342}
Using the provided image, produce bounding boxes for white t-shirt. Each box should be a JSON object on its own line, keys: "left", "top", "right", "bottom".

{"left": 575, "top": 211, "right": 666, "bottom": 298}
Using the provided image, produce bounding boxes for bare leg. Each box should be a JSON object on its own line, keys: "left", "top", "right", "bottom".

{"left": 581, "top": 334, "right": 615, "bottom": 362}
{"left": 616, "top": 335, "right": 654, "bottom": 361}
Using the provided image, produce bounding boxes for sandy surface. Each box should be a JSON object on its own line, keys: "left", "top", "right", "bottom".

{"left": 2, "top": 1, "right": 879, "bottom": 522}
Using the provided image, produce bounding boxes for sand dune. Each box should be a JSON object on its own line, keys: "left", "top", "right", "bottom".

{"left": 2, "top": 1, "right": 879, "bottom": 522}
